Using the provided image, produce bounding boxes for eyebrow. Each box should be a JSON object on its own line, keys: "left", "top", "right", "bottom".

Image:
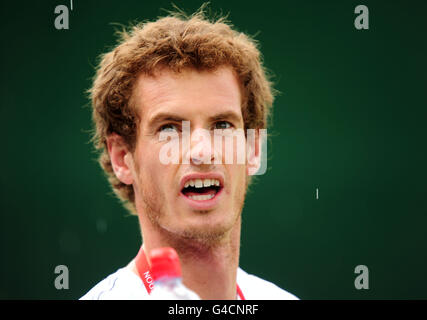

{"left": 209, "top": 111, "right": 243, "bottom": 125}
{"left": 147, "top": 110, "right": 243, "bottom": 131}
{"left": 146, "top": 112, "right": 186, "bottom": 132}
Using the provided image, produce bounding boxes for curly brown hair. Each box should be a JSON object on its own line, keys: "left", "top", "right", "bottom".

{"left": 89, "top": 7, "right": 275, "bottom": 214}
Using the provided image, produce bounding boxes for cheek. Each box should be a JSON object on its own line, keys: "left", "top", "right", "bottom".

{"left": 134, "top": 146, "right": 175, "bottom": 196}
{"left": 133, "top": 144, "right": 157, "bottom": 185}
{"left": 228, "top": 165, "right": 247, "bottom": 194}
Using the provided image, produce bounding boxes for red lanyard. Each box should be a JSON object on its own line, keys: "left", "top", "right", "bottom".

{"left": 134, "top": 246, "right": 245, "bottom": 300}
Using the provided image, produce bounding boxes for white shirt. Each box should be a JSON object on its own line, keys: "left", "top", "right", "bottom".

{"left": 80, "top": 267, "right": 299, "bottom": 300}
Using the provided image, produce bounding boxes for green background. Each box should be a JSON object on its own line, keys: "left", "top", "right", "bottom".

{"left": 1, "top": 0, "right": 426, "bottom": 299}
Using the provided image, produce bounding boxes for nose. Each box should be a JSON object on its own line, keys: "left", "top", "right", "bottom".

{"left": 190, "top": 156, "right": 205, "bottom": 165}
{"left": 184, "top": 127, "right": 217, "bottom": 165}
{"left": 191, "top": 128, "right": 214, "bottom": 165}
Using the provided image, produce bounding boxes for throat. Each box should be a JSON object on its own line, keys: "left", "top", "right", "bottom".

{"left": 178, "top": 245, "right": 239, "bottom": 300}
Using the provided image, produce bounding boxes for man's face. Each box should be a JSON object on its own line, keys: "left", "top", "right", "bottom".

{"left": 129, "top": 66, "right": 248, "bottom": 244}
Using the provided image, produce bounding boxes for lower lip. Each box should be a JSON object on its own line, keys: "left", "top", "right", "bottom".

{"left": 180, "top": 188, "right": 224, "bottom": 211}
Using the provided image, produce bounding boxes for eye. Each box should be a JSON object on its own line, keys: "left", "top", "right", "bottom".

{"left": 159, "top": 123, "right": 179, "bottom": 133}
{"left": 214, "top": 121, "right": 233, "bottom": 130}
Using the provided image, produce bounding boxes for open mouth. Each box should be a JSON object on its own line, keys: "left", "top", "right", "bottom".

{"left": 181, "top": 178, "right": 223, "bottom": 201}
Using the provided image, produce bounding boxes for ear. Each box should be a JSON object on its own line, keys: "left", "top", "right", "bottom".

{"left": 247, "top": 129, "right": 268, "bottom": 176}
{"left": 106, "top": 133, "right": 134, "bottom": 185}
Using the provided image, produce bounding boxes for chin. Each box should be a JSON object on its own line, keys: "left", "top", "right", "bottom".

{"left": 160, "top": 214, "right": 236, "bottom": 245}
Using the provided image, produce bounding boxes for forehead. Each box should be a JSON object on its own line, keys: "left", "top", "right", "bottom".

{"left": 132, "top": 66, "right": 243, "bottom": 121}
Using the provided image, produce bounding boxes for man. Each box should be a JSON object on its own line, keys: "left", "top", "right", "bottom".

{"left": 81, "top": 8, "right": 298, "bottom": 300}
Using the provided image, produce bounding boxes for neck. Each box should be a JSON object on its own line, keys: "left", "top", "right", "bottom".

{"left": 131, "top": 215, "right": 241, "bottom": 300}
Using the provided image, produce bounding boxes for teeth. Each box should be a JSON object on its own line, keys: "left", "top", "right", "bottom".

{"left": 195, "top": 179, "right": 203, "bottom": 188}
{"left": 188, "top": 194, "right": 215, "bottom": 201}
{"left": 183, "top": 178, "right": 221, "bottom": 188}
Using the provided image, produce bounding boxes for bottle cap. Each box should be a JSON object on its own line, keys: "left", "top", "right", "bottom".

{"left": 149, "top": 247, "right": 182, "bottom": 281}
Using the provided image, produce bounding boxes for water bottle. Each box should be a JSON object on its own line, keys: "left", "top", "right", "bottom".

{"left": 149, "top": 247, "right": 201, "bottom": 300}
